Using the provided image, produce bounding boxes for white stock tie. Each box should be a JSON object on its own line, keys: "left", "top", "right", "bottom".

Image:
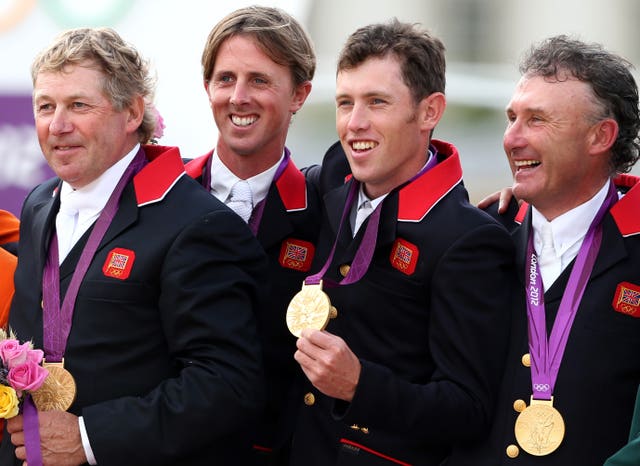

{"left": 353, "top": 199, "right": 373, "bottom": 237}
{"left": 538, "top": 222, "right": 562, "bottom": 290}
{"left": 227, "top": 180, "right": 253, "bottom": 223}
{"left": 55, "top": 194, "right": 80, "bottom": 264}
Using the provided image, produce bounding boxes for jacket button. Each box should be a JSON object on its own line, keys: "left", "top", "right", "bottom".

{"left": 513, "top": 399, "right": 527, "bottom": 413}
{"left": 521, "top": 353, "right": 531, "bottom": 367}
{"left": 339, "top": 264, "right": 351, "bottom": 277}
{"left": 506, "top": 444, "right": 519, "bottom": 458}
{"left": 304, "top": 392, "right": 315, "bottom": 406}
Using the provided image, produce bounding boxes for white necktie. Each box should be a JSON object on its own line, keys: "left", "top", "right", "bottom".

{"left": 538, "top": 222, "right": 562, "bottom": 289}
{"left": 55, "top": 193, "right": 80, "bottom": 264}
{"left": 227, "top": 180, "right": 253, "bottom": 223}
{"left": 353, "top": 199, "right": 373, "bottom": 237}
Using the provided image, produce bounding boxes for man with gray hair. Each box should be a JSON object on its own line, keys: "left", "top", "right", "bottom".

{"left": 449, "top": 35, "right": 640, "bottom": 466}
{"left": 1, "top": 27, "right": 267, "bottom": 465}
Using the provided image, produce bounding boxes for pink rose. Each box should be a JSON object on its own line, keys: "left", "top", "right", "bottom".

{"left": 152, "top": 105, "right": 165, "bottom": 139}
{"left": 8, "top": 360, "right": 48, "bottom": 392}
{"left": 0, "top": 339, "right": 30, "bottom": 368}
{"left": 26, "top": 348, "right": 44, "bottom": 365}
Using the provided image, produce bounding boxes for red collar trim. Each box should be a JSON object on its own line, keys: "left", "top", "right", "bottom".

{"left": 514, "top": 202, "right": 529, "bottom": 225}
{"left": 185, "top": 151, "right": 212, "bottom": 179}
{"left": 513, "top": 175, "right": 640, "bottom": 235}
{"left": 134, "top": 145, "right": 185, "bottom": 206}
{"left": 611, "top": 174, "right": 640, "bottom": 236}
{"left": 397, "top": 139, "right": 463, "bottom": 222}
{"left": 275, "top": 157, "right": 307, "bottom": 211}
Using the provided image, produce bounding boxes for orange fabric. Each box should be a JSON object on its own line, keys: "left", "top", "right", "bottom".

{"left": 0, "top": 210, "right": 19, "bottom": 245}
{"left": 0, "top": 247, "right": 16, "bottom": 328}
{"left": 0, "top": 211, "right": 18, "bottom": 440}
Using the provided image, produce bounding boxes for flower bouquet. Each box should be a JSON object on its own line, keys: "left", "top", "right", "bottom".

{"left": 0, "top": 329, "right": 48, "bottom": 419}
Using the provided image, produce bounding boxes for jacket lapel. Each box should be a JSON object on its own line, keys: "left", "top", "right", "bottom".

{"left": 29, "top": 183, "right": 60, "bottom": 278}
{"left": 256, "top": 185, "right": 294, "bottom": 249}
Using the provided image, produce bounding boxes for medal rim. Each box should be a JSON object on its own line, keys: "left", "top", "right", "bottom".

{"left": 31, "top": 364, "right": 77, "bottom": 412}
{"left": 514, "top": 401, "right": 565, "bottom": 456}
{"left": 286, "top": 284, "right": 332, "bottom": 337}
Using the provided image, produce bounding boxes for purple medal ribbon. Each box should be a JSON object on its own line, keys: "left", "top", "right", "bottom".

{"left": 23, "top": 394, "right": 42, "bottom": 466}
{"left": 306, "top": 148, "right": 439, "bottom": 288}
{"left": 525, "top": 181, "right": 618, "bottom": 399}
{"left": 24, "top": 150, "right": 147, "bottom": 465}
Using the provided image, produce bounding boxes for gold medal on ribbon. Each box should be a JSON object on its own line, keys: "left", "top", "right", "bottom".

{"left": 286, "top": 281, "right": 337, "bottom": 337}
{"left": 31, "top": 360, "right": 77, "bottom": 412}
{"left": 514, "top": 396, "right": 565, "bottom": 456}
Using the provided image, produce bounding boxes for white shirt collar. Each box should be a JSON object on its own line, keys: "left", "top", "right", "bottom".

{"left": 531, "top": 180, "right": 610, "bottom": 258}
{"left": 59, "top": 144, "right": 140, "bottom": 224}
{"left": 209, "top": 150, "right": 283, "bottom": 205}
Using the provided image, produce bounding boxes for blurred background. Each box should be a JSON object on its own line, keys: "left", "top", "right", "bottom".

{"left": 2, "top": 0, "right": 639, "bottom": 216}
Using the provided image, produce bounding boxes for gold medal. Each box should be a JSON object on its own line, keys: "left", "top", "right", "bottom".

{"left": 286, "top": 281, "right": 337, "bottom": 337}
{"left": 31, "top": 361, "right": 77, "bottom": 411}
{"left": 514, "top": 396, "right": 565, "bottom": 456}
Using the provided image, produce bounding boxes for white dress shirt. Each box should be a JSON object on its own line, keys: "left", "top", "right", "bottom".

{"left": 209, "top": 150, "right": 283, "bottom": 208}
{"left": 531, "top": 181, "right": 611, "bottom": 290}
{"left": 351, "top": 186, "right": 387, "bottom": 237}
{"left": 56, "top": 144, "right": 140, "bottom": 264}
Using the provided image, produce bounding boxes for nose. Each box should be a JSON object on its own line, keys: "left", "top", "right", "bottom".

{"left": 503, "top": 118, "right": 525, "bottom": 155}
{"left": 230, "top": 81, "right": 250, "bottom": 106}
{"left": 346, "top": 102, "right": 370, "bottom": 132}
{"left": 49, "top": 108, "right": 73, "bottom": 135}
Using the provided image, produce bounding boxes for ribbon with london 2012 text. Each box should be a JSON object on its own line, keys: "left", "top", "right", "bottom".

{"left": 524, "top": 181, "right": 618, "bottom": 400}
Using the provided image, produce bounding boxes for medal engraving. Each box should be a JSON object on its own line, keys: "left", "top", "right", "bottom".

{"left": 286, "top": 281, "right": 337, "bottom": 337}
{"left": 514, "top": 397, "right": 565, "bottom": 456}
{"left": 32, "top": 363, "right": 77, "bottom": 411}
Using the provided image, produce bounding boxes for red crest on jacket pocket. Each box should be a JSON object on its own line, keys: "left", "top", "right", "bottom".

{"left": 279, "top": 238, "right": 315, "bottom": 272}
{"left": 390, "top": 238, "right": 419, "bottom": 275}
{"left": 612, "top": 281, "right": 640, "bottom": 317}
{"left": 102, "top": 248, "right": 135, "bottom": 280}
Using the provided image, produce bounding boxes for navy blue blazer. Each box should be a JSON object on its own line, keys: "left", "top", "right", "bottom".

{"left": 1, "top": 146, "right": 268, "bottom": 466}
{"left": 289, "top": 140, "right": 516, "bottom": 466}
{"left": 449, "top": 174, "right": 640, "bottom": 465}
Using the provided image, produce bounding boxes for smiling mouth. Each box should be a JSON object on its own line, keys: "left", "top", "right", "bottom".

{"left": 231, "top": 115, "right": 258, "bottom": 127}
{"left": 351, "top": 140, "right": 378, "bottom": 152}
{"left": 514, "top": 160, "right": 541, "bottom": 169}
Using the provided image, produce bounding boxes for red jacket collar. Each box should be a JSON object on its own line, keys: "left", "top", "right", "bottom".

{"left": 514, "top": 174, "right": 640, "bottom": 236}
{"left": 397, "top": 139, "right": 463, "bottom": 222}
{"left": 184, "top": 149, "right": 307, "bottom": 212}
{"left": 611, "top": 174, "right": 640, "bottom": 236}
{"left": 184, "top": 151, "right": 212, "bottom": 180}
{"left": 275, "top": 157, "right": 307, "bottom": 211}
{"left": 134, "top": 145, "right": 185, "bottom": 206}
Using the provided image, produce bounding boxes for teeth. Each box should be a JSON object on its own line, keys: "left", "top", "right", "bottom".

{"left": 231, "top": 115, "right": 257, "bottom": 126}
{"left": 514, "top": 160, "right": 540, "bottom": 167}
{"left": 352, "top": 141, "right": 377, "bottom": 150}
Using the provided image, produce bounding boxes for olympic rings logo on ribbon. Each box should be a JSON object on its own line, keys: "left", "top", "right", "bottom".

{"left": 533, "top": 383, "right": 550, "bottom": 392}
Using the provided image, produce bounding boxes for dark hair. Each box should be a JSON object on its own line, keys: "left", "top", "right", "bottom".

{"left": 520, "top": 35, "right": 640, "bottom": 173}
{"left": 201, "top": 5, "right": 315, "bottom": 87}
{"left": 337, "top": 18, "right": 445, "bottom": 104}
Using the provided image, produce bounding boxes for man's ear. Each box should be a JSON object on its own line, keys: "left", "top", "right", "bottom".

{"left": 126, "top": 95, "right": 145, "bottom": 133}
{"left": 420, "top": 92, "right": 446, "bottom": 132}
{"left": 588, "top": 118, "right": 619, "bottom": 155}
